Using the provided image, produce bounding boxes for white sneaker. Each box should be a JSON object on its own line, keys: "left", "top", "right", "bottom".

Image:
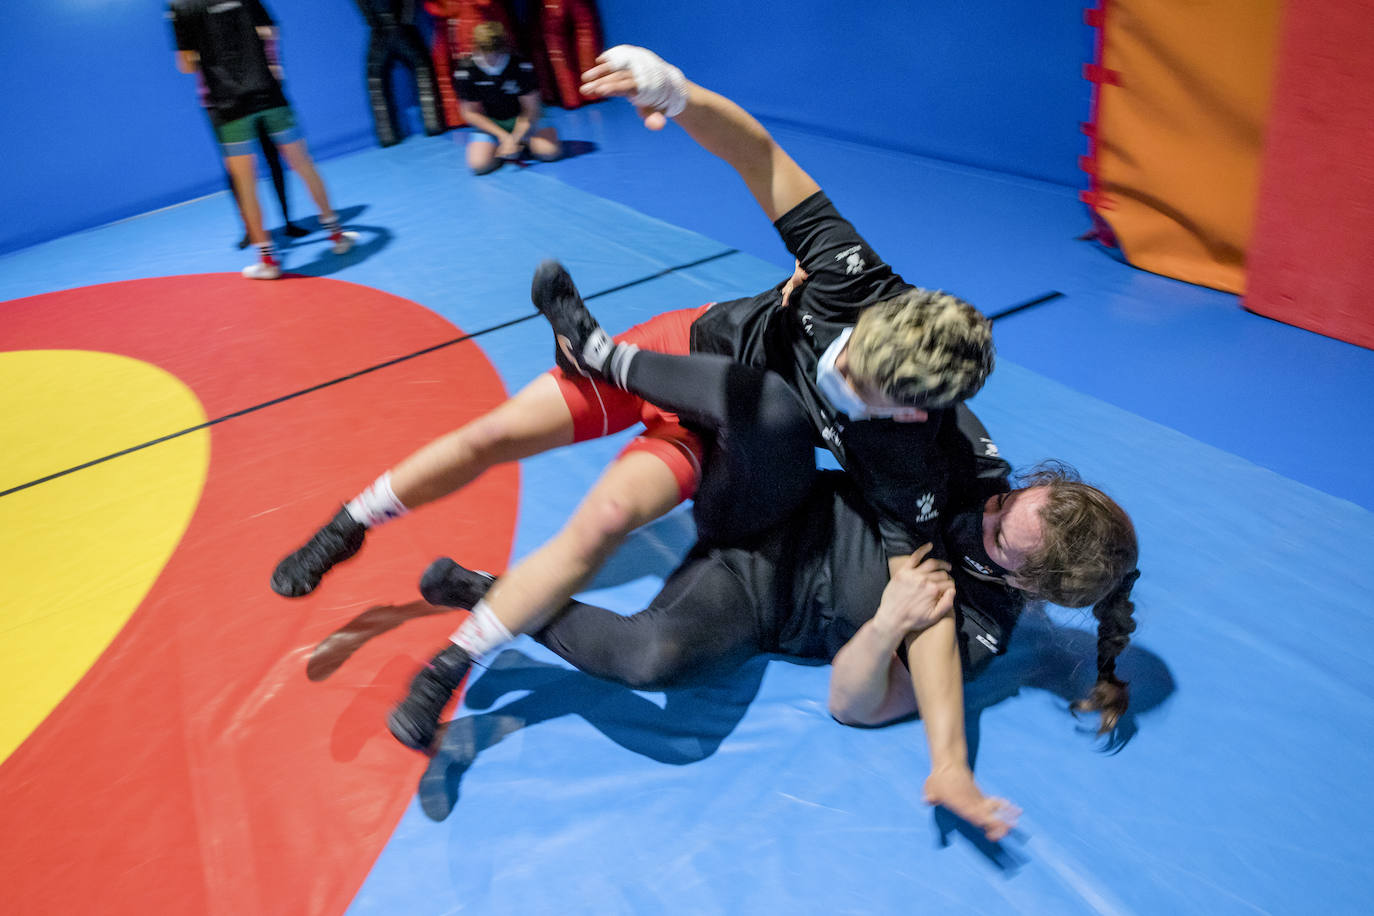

{"left": 331, "top": 231, "right": 360, "bottom": 255}
{"left": 243, "top": 260, "right": 283, "bottom": 280}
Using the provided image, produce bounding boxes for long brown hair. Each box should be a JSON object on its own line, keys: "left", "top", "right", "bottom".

{"left": 1014, "top": 462, "right": 1140, "bottom": 734}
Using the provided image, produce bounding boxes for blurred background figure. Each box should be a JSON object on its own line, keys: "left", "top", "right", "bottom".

{"left": 219, "top": 122, "right": 309, "bottom": 250}
{"left": 168, "top": 0, "right": 357, "bottom": 279}
{"left": 539, "top": 0, "right": 603, "bottom": 110}
{"left": 453, "top": 21, "right": 562, "bottom": 173}
{"left": 354, "top": 0, "right": 446, "bottom": 147}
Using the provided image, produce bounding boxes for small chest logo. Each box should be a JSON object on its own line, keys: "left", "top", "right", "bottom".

{"left": 502, "top": 79, "right": 520, "bottom": 94}
{"left": 914, "top": 492, "right": 937, "bottom": 522}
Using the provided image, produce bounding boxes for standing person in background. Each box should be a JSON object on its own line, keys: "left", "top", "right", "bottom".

{"left": 168, "top": 0, "right": 357, "bottom": 279}
{"left": 453, "top": 21, "right": 562, "bottom": 173}
{"left": 220, "top": 121, "right": 310, "bottom": 249}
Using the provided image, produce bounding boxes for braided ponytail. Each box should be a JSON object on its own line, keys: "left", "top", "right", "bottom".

{"left": 1072, "top": 568, "right": 1140, "bottom": 734}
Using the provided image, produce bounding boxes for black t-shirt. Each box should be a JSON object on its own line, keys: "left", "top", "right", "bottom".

{"left": 452, "top": 54, "right": 539, "bottom": 121}
{"left": 169, "top": 0, "right": 287, "bottom": 125}
{"left": 939, "top": 407, "right": 1023, "bottom": 675}
{"left": 690, "top": 191, "right": 959, "bottom": 560}
{"left": 723, "top": 459, "right": 1023, "bottom": 677}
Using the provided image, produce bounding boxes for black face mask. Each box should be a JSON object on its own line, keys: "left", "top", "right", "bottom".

{"left": 945, "top": 508, "right": 1013, "bottom": 582}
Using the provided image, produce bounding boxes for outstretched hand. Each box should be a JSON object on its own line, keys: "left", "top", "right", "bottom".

{"left": 924, "top": 764, "right": 1020, "bottom": 842}
{"left": 582, "top": 64, "right": 669, "bottom": 129}
{"left": 581, "top": 47, "right": 687, "bottom": 130}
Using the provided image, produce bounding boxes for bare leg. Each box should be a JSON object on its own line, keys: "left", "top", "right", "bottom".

{"left": 276, "top": 138, "right": 335, "bottom": 217}
{"left": 271, "top": 373, "right": 577, "bottom": 597}
{"left": 224, "top": 153, "right": 267, "bottom": 245}
{"left": 389, "top": 373, "right": 575, "bottom": 508}
{"left": 527, "top": 126, "right": 562, "bottom": 162}
{"left": 481, "top": 449, "right": 684, "bottom": 636}
{"left": 466, "top": 139, "right": 500, "bottom": 175}
{"left": 388, "top": 448, "right": 686, "bottom": 750}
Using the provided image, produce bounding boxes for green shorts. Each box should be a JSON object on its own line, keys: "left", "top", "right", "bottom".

{"left": 468, "top": 117, "right": 520, "bottom": 146}
{"left": 216, "top": 106, "right": 301, "bottom": 156}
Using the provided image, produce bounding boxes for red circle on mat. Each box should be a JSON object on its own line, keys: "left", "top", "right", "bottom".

{"left": 0, "top": 275, "right": 519, "bottom": 916}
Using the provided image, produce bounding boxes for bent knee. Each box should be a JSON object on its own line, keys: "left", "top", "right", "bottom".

{"left": 563, "top": 494, "right": 637, "bottom": 557}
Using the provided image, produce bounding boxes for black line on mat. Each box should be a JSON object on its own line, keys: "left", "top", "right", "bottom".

{"left": 0, "top": 249, "right": 741, "bottom": 499}
{"left": 988, "top": 290, "right": 1064, "bottom": 323}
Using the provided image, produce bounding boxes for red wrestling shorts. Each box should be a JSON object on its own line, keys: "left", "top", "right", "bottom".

{"left": 551, "top": 303, "right": 714, "bottom": 503}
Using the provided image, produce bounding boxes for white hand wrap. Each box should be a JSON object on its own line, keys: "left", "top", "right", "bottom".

{"left": 600, "top": 45, "right": 689, "bottom": 117}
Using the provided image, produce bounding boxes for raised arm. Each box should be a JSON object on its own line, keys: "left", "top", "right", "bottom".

{"left": 830, "top": 548, "right": 1019, "bottom": 842}
{"left": 581, "top": 47, "right": 819, "bottom": 221}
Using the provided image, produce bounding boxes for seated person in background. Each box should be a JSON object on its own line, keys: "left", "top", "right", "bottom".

{"left": 454, "top": 21, "right": 561, "bottom": 174}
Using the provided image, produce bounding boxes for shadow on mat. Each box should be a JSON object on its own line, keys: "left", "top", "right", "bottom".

{"left": 283, "top": 222, "right": 393, "bottom": 278}
{"left": 933, "top": 608, "right": 1176, "bottom": 869}
{"left": 417, "top": 648, "right": 767, "bottom": 821}
{"left": 307, "top": 600, "right": 452, "bottom": 682}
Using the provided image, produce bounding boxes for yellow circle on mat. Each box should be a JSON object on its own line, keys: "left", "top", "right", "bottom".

{"left": 0, "top": 350, "right": 209, "bottom": 764}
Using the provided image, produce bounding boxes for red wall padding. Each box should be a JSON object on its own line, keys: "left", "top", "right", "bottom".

{"left": 1244, "top": 0, "right": 1374, "bottom": 349}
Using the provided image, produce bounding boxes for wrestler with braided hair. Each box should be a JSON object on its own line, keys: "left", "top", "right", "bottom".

{"left": 393, "top": 331, "right": 1139, "bottom": 841}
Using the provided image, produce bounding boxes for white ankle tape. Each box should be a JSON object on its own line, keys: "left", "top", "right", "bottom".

{"left": 451, "top": 598, "right": 514, "bottom": 663}
{"left": 600, "top": 45, "right": 688, "bottom": 117}
{"left": 345, "top": 471, "right": 409, "bottom": 528}
{"left": 608, "top": 342, "right": 638, "bottom": 389}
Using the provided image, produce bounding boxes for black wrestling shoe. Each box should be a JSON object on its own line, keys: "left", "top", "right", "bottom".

{"left": 419, "top": 557, "right": 496, "bottom": 609}
{"left": 530, "top": 259, "right": 614, "bottom": 379}
{"left": 388, "top": 644, "right": 472, "bottom": 751}
{"left": 269, "top": 507, "right": 366, "bottom": 597}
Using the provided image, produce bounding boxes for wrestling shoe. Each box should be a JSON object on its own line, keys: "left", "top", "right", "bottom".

{"left": 330, "top": 230, "right": 360, "bottom": 255}
{"left": 388, "top": 644, "right": 472, "bottom": 751}
{"left": 242, "top": 260, "right": 283, "bottom": 280}
{"left": 419, "top": 557, "right": 496, "bottom": 609}
{"left": 269, "top": 507, "right": 366, "bottom": 597}
{"left": 531, "top": 259, "right": 614, "bottom": 379}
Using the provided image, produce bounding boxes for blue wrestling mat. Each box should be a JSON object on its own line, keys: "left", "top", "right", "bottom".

{"left": 2, "top": 112, "right": 1371, "bottom": 916}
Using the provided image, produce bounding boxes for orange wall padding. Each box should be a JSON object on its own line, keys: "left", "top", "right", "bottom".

{"left": 1244, "top": 1, "right": 1374, "bottom": 349}
{"left": 1085, "top": 1, "right": 1283, "bottom": 294}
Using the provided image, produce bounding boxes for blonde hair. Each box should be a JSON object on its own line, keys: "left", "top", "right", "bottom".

{"left": 846, "top": 289, "right": 993, "bottom": 408}
{"left": 473, "top": 21, "right": 509, "bottom": 54}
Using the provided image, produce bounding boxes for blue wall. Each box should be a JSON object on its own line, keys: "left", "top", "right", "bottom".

{"left": 0, "top": 1, "right": 374, "bottom": 256}
{"left": 595, "top": 0, "right": 1094, "bottom": 188}
{"left": 0, "top": 1, "right": 1093, "bottom": 257}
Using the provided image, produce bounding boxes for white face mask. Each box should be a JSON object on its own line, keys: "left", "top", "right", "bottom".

{"left": 815, "top": 328, "right": 926, "bottom": 421}
{"left": 474, "top": 52, "right": 510, "bottom": 76}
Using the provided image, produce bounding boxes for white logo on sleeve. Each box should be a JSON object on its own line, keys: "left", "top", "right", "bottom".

{"left": 980, "top": 437, "right": 1000, "bottom": 457}
{"left": 835, "top": 245, "right": 866, "bottom": 275}
{"left": 914, "top": 492, "right": 938, "bottom": 522}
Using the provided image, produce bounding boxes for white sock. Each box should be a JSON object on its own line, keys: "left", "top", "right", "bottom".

{"left": 345, "top": 471, "right": 408, "bottom": 528}
{"left": 450, "top": 598, "right": 514, "bottom": 666}
{"left": 606, "top": 342, "right": 638, "bottom": 389}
